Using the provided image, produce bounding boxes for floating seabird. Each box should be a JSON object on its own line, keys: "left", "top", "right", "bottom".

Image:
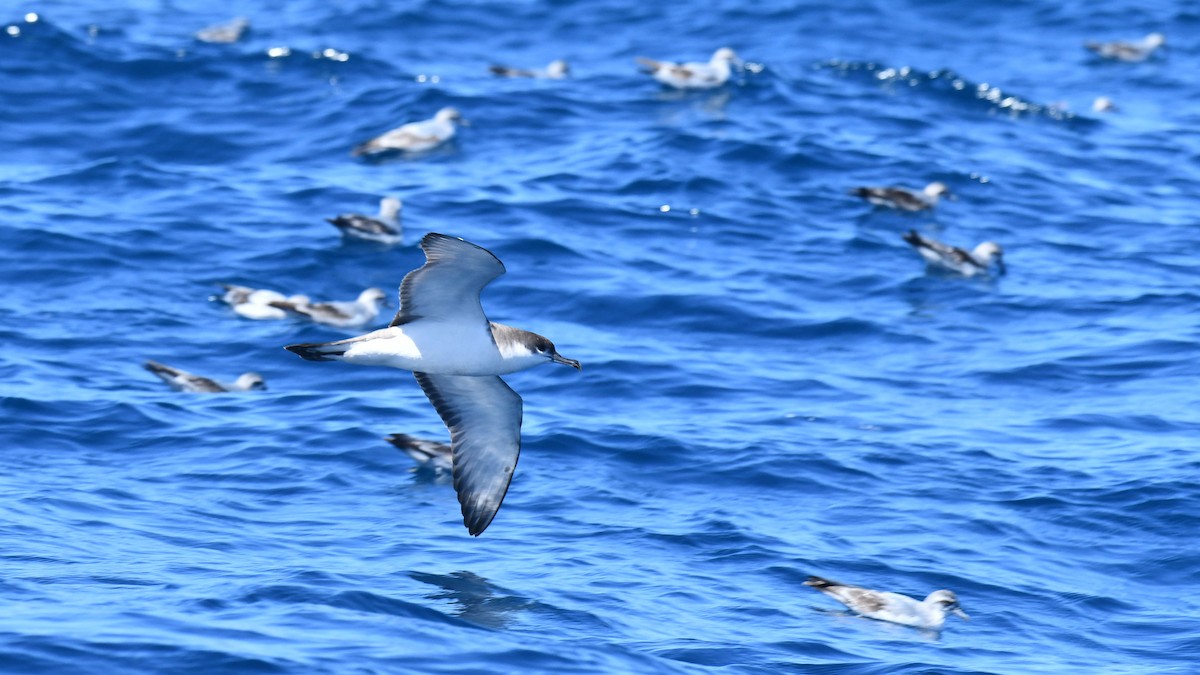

{"left": 1085, "top": 33, "right": 1166, "bottom": 62}
{"left": 352, "top": 108, "right": 467, "bottom": 156}
{"left": 804, "top": 576, "right": 970, "bottom": 630}
{"left": 386, "top": 433, "right": 453, "bottom": 471}
{"left": 902, "top": 230, "right": 1005, "bottom": 276}
{"left": 489, "top": 59, "right": 570, "bottom": 79}
{"left": 284, "top": 233, "right": 582, "bottom": 535}
{"left": 852, "top": 182, "right": 955, "bottom": 211}
{"left": 636, "top": 47, "right": 740, "bottom": 89}
{"left": 195, "top": 17, "right": 249, "bottom": 44}
{"left": 270, "top": 288, "right": 387, "bottom": 328}
{"left": 328, "top": 197, "right": 402, "bottom": 245}
{"left": 1092, "top": 96, "right": 1118, "bottom": 113}
{"left": 144, "top": 360, "right": 265, "bottom": 393}
{"left": 218, "top": 284, "right": 310, "bottom": 320}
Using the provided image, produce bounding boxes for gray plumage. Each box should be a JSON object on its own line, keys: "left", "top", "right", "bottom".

{"left": 144, "top": 360, "right": 265, "bottom": 393}
{"left": 804, "top": 576, "right": 969, "bottom": 630}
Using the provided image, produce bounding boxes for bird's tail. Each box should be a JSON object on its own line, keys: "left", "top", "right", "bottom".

{"left": 143, "top": 360, "right": 178, "bottom": 379}
{"left": 902, "top": 230, "right": 927, "bottom": 248}
{"left": 635, "top": 57, "right": 663, "bottom": 72}
{"left": 284, "top": 341, "right": 348, "bottom": 362}
{"left": 386, "top": 434, "right": 451, "bottom": 465}
{"left": 804, "top": 576, "right": 839, "bottom": 590}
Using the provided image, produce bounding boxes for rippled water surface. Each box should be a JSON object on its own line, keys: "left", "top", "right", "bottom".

{"left": 3, "top": 1, "right": 1199, "bottom": 672}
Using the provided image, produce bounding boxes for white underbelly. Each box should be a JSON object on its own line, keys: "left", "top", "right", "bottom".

{"left": 341, "top": 322, "right": 504, "bottom": 375}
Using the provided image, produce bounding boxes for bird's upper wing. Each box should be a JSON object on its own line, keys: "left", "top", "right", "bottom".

{"left": 414, "top": 372, "right": 523, "bottom": 536}
{"left": 390, "top": 233, "right": 506, "bottom": 327}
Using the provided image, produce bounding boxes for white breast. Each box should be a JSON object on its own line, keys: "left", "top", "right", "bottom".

{"left": 341, "top": 321, "right": 506, "bottom": 375}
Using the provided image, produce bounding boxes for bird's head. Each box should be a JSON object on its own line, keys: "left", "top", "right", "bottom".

{"left": 712, "top": 47, "right": 740, "bottom": 66}
{"left": 925, "top": 182, "right": 956, "bottom": 201}
{"left": 359, "top": 287, "right": 389, "bottom": 307}
{"left": 926, "top": 590, "right": 969, "bottom": 621}
{"left": 237, "top": 372, "right": 267, "bottom": 391}
{"left": 974, "top": 241, "right": 1005, "bottom": 273}
{"left": 547, "top": 60, "right": 570, "bottom": 78}
{"left": 528, "top": 334, "right": 581, "bottom": 370}
{"left": 436, "top": 107, "right": 468, "bottom": 126}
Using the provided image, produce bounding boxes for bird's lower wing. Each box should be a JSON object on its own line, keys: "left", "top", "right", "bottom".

{"left": 414, "top": 372, "right": 523, "bottom": 536}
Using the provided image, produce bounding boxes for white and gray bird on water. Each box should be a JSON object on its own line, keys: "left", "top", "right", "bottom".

{"left": 269, "top": 288, "right": 388, "bottom": 328}
{"left": 144, "top": 360, "right": 265, "bottom": 393}
{"left": 328, "top": 197, "right": 402, "bottom": 245}
{"left": 284, "top": 233, "right": 581, "bottom": 535}
{"left": 386, "top": 433, "right": 454, "bottom": 472}
{"left": 852, "top": 182, "right": 955, "bottom": 211}
{"left": 195, "top": 17, "right": 249, "bottom": 44}
{"left": 903, "top": 230, "right": 1005, "bottom": 277}
{"left": 352, "top": 108, "right": 467, "bottom": 156}
{"left": 636, "top": 47, "right": 740, "bottom": 89}
{"left": 1085, "top": 33, "right": 1166, "bottom": 62}
{"left": 804, "top": 576, "right": 970, "bottom": 630}
{"left": 489, "top": 60, "right": 570, "bottom": 79}
{"left": 218, "top": 284, "right": 310, "bottom": 320}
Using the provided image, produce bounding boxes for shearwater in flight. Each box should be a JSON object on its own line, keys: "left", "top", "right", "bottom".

{"left": 284, "top": 233, "right": 581, "bottom": 535}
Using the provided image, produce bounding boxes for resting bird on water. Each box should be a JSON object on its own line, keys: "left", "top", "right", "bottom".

{"left": 218, "top": 284, "right": 309, "bottom": 320}
{"left": 352, "top": 108, "right": 467, "bottom": 156}
{"left": 851, "top": 182, "right": 955, "bottom": 211}
{"left": 284, "top": 233, "right": 581, "bottom": 535}
{"left": 804, "top": 576, "right": 970, "bottom": 630}
{"left": 902, "top": 230, "right": 1005, "bottom": 277}
{"left": 327, "top": 197, "right": 402, "bottom": 245}
{"left": 489, "top": 60, "right": 570, "bottom": 79}
{"left": 1084, "top": 33, "right": 1166, "bottom": 62}
{"left": 386, "top": 433, "right": 454, "bottom": 472}
{"left": 270, "top": 288, "right": 388, "bottom": 328}
{"left": 636, "top": 48, "right": 740, "bottom": 89}
{"left": 144, "top": 360, "right": 265, "bottom": 393}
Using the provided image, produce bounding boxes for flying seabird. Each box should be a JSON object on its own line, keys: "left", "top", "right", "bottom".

{"left": 1084, "top": 33, "right": 1166, "bottom": 62}
{"left": 902, "top": 230, "right": 1005, "bottom": 276}
{"left": 218, "top": 284, "right": 310, "bottom": 320}
{"left": 386, "top": 433, "right": 454, "bottom": 472}
{"left": 804, "top": 576, "right": 970, "bottom": 630}
{"left": 284, "top": 233, "right": 581, "bottom": 535}
{"left": 328, "top": 197, "right": 402, "bottom": 245}
{"left": 352, "top": 107, "right": 467, "bottom": 156}
{"left": 144, "top": 360, "right": 265, "bottom": 393}
{"left": 636, "top": 47, "right": 740, "bottom": 89}
{"left": 852, "top": 182, "right": 955, "bottom": 211}
{"left": 269, "top": 288, "right": 388, "bottom": 328}
{"left": 489, "top": 60, "right": 570, "bottom": 79}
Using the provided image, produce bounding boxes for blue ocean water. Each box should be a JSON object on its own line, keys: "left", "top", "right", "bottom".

{"left": 3, "top": 0, "right": 1199, "bottom": 672}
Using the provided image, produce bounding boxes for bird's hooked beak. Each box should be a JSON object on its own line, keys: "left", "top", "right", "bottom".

{"left": 551, "top": 352, "right": 582, "bottom": 370}
{"left": 952, "top": 607, "right": 970, "bottom": 621}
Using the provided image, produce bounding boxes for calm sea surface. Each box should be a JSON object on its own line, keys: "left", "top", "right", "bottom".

{"left": 2, "top": 1, "right": 1199, "bottom": 673}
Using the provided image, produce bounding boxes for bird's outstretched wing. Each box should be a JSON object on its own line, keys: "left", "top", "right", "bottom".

{"left": 414, "top": 372, "right": 523, "bottom": 535}
{"left": 391, "top": 233, "right": 506, "bottom": 327}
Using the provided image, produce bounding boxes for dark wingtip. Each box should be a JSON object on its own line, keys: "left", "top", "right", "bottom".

{"left": 804, "top": 576, "right": 834, "bottom": 588}
{"left": 902, "top": 230, "right": 922, "bottom": 247}
{"left": 284, "top": 343, "right": 337, "bottom": 362}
